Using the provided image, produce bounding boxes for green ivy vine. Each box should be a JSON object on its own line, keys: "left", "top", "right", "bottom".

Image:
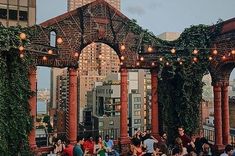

{"left": 128, "top": 19, "right": 222, "bottom": 143}
{"left": 0, "top": 24, "right": 33, "bottom": 155}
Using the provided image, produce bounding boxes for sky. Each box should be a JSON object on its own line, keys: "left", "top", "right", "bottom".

{"left": 36, "top": 0, "right": 235, "bottom": 89}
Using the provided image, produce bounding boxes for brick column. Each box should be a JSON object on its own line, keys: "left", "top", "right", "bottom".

{"left": 213, "top": 82, "right": 223, "bottom": 148}
{"left": 151, "top": 69, "right": 159, "bottom": 138}
{"left": 221, "top": 82, "right": 230, "bottom": 145}
{"left": 120, "top": 68, "right": 129, "bottom": 154}
{"left": 28, "top": 66, "right": 37, "bottom": 149}
{"left": 68, "top": 68, "right": 78, "bottom": 144}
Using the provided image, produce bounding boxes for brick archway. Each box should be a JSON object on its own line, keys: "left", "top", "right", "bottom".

{"left": 209, "top": 18, "right": 235, "bottom": 148}
{"left": 26, "top": 0, "right": 235, "bottom": 152}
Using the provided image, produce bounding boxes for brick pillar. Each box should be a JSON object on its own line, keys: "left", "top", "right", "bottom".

{"left": 213, "top": 82, "right": 223, "bottom": 148}
{"left": 120, "top": 68, "right": 129, "bottom": 154}
{"left": 151, "top": 69, "right": 159, "bottom": 138}
{"left": 221, "top": 82, "right": 230, "bottom": 145}
{"left": 28, "top": 66, "right": 37, "bottom": 149}
{"left": 68, "top": 68, "right": 78, "bottom": 144}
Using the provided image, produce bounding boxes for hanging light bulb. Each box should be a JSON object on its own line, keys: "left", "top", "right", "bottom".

{"left": 179, "top": 61, "right": 183, "bottom": 65}
{"left": 140, "top": 56, "right": 144, "bottom": 61}
{"left": 151, "top": 62, "right": 155, "bottom": 66}
{"left": 136, "top": 62, "right": 140, "bottom": 66}
{"left": 209, "top": 56, "right": 213, "bottom": 61}
{"left": 232, "top": 49, "right": 235, "bottom": 55}
{"left": 193, "top": 57, "right": 198, "bottom": 62}
{"left": 120, "top": 62, "right": 123, "bottom": 65}
{"left": 19, "top": 46, "right": 24, "bottom": 51}
{"left": 74, "top": 52, "right": 79, "bottom": 57}
{"left": 213, "top": 49, "right": 218, "bottom": 55}
{"left": 57, "top": 37, "right": 63, "bottom": 44}
{"left": 20, "top": 53, "right": 24, "bottom": 58}
{"left": 120, "top": 56, "right": 125, "bottom": 60}
{"left": 166, "top": 62, "right": 169, "bottom": 66}
{"left": 147, "top": 46, "right": 153, "bottom": 52}
{"left": 159, "top": 57, "right": 163, "bottom": 61}
{"left": 222, "top": 55, "right": 226, "bottom": 60}
{"left": 43, "top": 56, "right": 47, "bottom": 60}
{"left": 171, "top": 48, "right": 176, "bottom": 54}
{"left": 20, "top": 32, "right": 26, "bottom": 40}
{"left": 120, "top": 44, "right": 125, "bottom": 51}
{"left": 48, "top": 49, "right": 53, "bottom": 55}
{"left": 193, "top": 49, "right": 199, "bottom": 55}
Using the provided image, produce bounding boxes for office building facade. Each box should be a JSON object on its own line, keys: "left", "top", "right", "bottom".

{"left": 0, "top": 0, "right": 36, "bottom": 27}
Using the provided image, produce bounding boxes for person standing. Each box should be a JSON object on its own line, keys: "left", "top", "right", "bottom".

{"left": 73, "top": 135, "right": 87, "bottom": 156}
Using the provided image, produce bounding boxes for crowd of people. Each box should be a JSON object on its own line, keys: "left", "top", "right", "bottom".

{"left": 52, "top": 134, "right": 119, "bottom": 156}
{"left": 51, "top": 126, "right": 235, "bottom": 156}
{"left": 127, "top": 126, "right": 235, "bottom": 156}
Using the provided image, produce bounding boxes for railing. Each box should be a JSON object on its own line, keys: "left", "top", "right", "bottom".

{"left": 203, "top": 128, "right": 235, "bottom": 147}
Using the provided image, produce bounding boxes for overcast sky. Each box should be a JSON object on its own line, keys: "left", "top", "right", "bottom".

{"left": 36, "top": 0, "right": 235, "bottom": 89}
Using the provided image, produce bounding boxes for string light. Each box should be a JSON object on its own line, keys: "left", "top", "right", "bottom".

{"left": 120, "top": 44, "right": 125, "bottom": 51}
{"left": 222, "top": 55, "right": 226, "bottom": 60}
{"left": 74, "top": 52, "right": 79, "bottom": 57}
{"left": 20, "top": 53, "right": 24, "bottom": 58}
{"left": 209, "top": 56, "right": 213, "bottom": 61}
{"left": 159, "top": 57, "right": 163, "bottom": 61}
{"left": 151, "top": 62, "right": 155, "bottom": 66}
{"left": 212, "top": 49, "right": 218, "bottom": 55}
{"left": 193, "top": 57, "right": 198, "bottom": 62}
{"left": 147, "top": 46, "right": 153, "bottom": 52}
{"left": 120, "top": 62, "right": 123, "bottom": 65}
{"left": 171, "top": 48, "right": 176, "bottom": 54}
{"left": 19, "top": 33, "right": 26, "bottom": 40}
{"left": 57, "top": 37, "right": 63, "bottom": 44}
{"left": 48, "top": 50, "right": 53, "bottom": 55}
{"left": 232, "top": 50, "right": 235, "bottom": 55}
{"left": 136, "top": 62, "right": 140, "bottom": 66}
{"left": 193, "top": 49, "right": 199, "bottom": 55}
{"left": 42, "top": 56, "right": 47, "bottom": 60}
{"left": 120, "top": 56, "right": 125, "bottom": 60}
{"left": 179, "top": 61, "right": 183, "bottom": 65}
{"left": 140, "top": 57, "right": 144, "bottom": 61}
{"left": 19, "top": 46, "right": 24, "bottom": 51}
{"left": 166, "top": 62, "right": 170, "bottom": 66}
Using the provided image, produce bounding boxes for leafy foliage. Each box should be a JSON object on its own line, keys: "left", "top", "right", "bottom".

{"left": 0, "top": 25, "right": 33, "bottom": 155}
{"left": 128, "top": 19, "right": 222, "bottom": 142}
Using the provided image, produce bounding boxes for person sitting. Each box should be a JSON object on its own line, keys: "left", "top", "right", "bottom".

{"left": 104, "top": 134, "right": 119, "bottom": 156}
{"left": 220, "top": 144, "right": 233, "bottom": 156}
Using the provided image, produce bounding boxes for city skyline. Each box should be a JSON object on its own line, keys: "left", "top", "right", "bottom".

{"left": 36, "top": 0, "right": 235, "bottom": 89}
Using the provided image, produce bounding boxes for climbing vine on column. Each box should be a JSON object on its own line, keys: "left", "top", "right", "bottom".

{"left": 0, "top": 25, "right": 33, "bottom": 155}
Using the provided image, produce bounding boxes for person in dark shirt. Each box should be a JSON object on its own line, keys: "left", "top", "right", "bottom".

{"left": 178, "top": 126, "right": 195, "bottom": 153}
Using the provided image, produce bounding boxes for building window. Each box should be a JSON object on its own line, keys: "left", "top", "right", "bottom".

{"left": 9, "top": 10, "right": 17, "bottom": 20}
{"left": 19, "top": 11, "right": 28, "bottom": 21}
{"left": 134, "top": 111, "right": 141, "bottom": 116}
{"left": 134, "top": 119, "right": 141, "bottom": 124}
{"left": 134, "top": 97, "right": 141, "bottom": 102}
{"left": 0, "top": 8, "right": 7, "bottom": 19}
{"left": 134, "top": 104, "right": 141, "bottom": 109}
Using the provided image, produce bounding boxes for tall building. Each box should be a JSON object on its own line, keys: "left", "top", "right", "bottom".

{"left": 67, "top": 0, "right": 120, "bottom": 11}
{"left": 67, "top": 0, "right": 121, "bottom": 121}
{"left": 0, "top": 0, "right": 36, "bottom": 27}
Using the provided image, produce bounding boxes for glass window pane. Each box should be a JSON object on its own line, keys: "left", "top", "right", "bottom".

{"left": 9, "top": 10, "right": 17, "bottom": 20}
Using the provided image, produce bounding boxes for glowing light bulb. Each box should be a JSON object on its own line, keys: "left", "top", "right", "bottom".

{"left": 48, "top": 50, "right": 53, "bottom": 54}
{"left": 213, "top": 49, "right": 218, "bottom": 55}
{"left": 147, "top": 46, "right": 153, "bottom": 52}
{"left": 57, "top": 37, "right": 63, "bottom": 44}
{"left": 43, "top": 56, "right": 47, "bottom": 60}
{"left": 20, "top": 33, "right": 26, "bottom": 40}
{"left": 120, "top": 44, "right": 125, "bottom": 51}
{"left": 193, "top": 49, "right": 198, "bottom": 55}
{"left": 74, "top": 52, "right": 79, "bottom": 57}
{"left": 20, "top": 53, "right": 24, "bottom": 58}
{"left": 193, "top": 57, "right": 198, "bottom": 62}
{"left": 209, "top": 56, "right": 213, "bottom": 61}
{"left": 151, "top": 62, "right": 155, "bottom": 66}
{"left": 120, "top": 56, "right": 125, "bottom": 60}
{"left": 19, "top": 46, "right": 24, "bottom": 51}
{"left": 232, "top": 50, "right": 235, "bottom": 55}
{"left": 159, "top": 57, "right": 163, "bottom": 61}
{"left": 140, "top": 57, "right": 144, "bottom": 61}
{"left": 136, "top": 62, "right": 140, "bottom": 66}
{"left": 179, "top": 61, "right": 183, "bottom": 65}
{"left": 171, "top": 48, "right": 176, "bottom": 54}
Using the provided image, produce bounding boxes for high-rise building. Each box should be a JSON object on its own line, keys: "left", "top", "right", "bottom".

{"left": 0, "top": 0, "right": 36, "bottom": 27}
{"left": 66, "top": 0, "right": 121, "bottom": 121}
